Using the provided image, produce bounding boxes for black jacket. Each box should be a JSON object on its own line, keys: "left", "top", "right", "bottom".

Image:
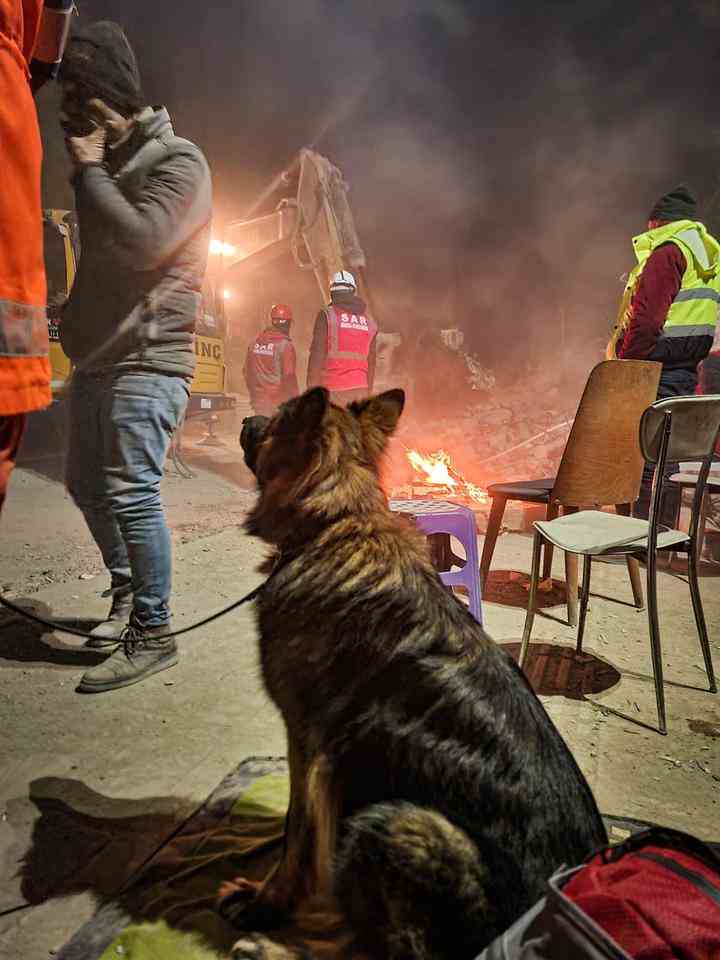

{"left": 306, "top": 292, "right": 377, "bottom": 391}
{"left": 60, "top": 107, "right": 212, "bottom": 378}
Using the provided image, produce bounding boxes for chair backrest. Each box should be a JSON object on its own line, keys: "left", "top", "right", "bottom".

{"left": 640, "top": 395, "right": 720, "bottom": 547}
{"left": 552, "top": 360, "right": 662, "bottom": 508}
{"left": 640, "top": 395, "right": 720, "bottom": 464}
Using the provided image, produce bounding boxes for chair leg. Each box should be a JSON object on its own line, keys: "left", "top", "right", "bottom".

{"left": 688, "top": 532, "right": 717, "bottom": 695}
{"left": 646, "top": 551, "right": 667, "bottom": 735}
{"left": 664, "top": 487, "right": 683, "bottom": 569}
{"left": 615, "top": 505, "right": 645, "bottom": 608}
{"left": 520, "top": 530, "right": 543, "bottom": 670}
{"left": 576, "top": 555, "right": 591, "bottom": 655}
{"left": 626, "top": 557, "right": 645, "bottom": 610}
{"left": 542, "top": 501, "right": 559, "bottom": 581}
{"left": 565, "top": 551, "right": 579, "bottom": 627}
{"left": 480, "top": 496, "right": 506, "bottom": 596}
{"left": 698, "top": 489, "right": 710, "bottom": 562}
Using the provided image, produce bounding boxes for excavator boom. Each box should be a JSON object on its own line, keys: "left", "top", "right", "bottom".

{"left": 220, "top": 149, "right": 373, "bottom": 308}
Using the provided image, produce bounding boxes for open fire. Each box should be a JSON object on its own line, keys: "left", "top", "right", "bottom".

{"left": 405, "top": 449, "right": 489, "bottom": 505}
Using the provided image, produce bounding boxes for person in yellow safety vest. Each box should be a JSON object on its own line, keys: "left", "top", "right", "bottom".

{"left": 614, "top": 185, "right": 720, "bottom": 519}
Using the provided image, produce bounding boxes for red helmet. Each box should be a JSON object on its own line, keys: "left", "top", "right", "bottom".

{"left": 270, "top": 303, "right": 292, "bottom": 323}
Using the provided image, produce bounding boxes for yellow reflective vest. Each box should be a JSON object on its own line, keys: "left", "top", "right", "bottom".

{"left": 622, "top": 220, "right": 720, "bottom": 344}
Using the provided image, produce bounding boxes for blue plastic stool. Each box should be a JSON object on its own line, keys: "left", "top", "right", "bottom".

{"left": 389, "top": 499, "right": 483, "bottom": 624}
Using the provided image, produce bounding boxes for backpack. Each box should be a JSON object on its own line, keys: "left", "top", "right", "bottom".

{"left": 479, "top": 827, "right": 720, "bottom": 959}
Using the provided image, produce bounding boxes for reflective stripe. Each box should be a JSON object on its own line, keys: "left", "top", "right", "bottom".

{"left": 660, "top": 324, "right": 716, "bottom": 339}
{"left": 673, "top": 288, "right": 720, "bottom": 304}
{"left": 0, "top": 299, "right": 48, "bottom": 357}
{"left": 326, "top": 307, "right": 371, "bottom": 360}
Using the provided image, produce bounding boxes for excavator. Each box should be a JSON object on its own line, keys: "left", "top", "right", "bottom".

{"left": 214, "top": 148, "right": 402, "bottom": 408}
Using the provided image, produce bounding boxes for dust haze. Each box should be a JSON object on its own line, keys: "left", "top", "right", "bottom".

{"left": 37, "top": 1, "right": 720, "bottom": 373}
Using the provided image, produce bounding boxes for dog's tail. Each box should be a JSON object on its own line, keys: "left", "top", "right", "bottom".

{"left": 335, "top": 802, "right": 498, "bottom": 960}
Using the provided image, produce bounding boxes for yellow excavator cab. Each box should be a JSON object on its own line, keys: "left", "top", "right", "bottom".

{"left": 44, "top": 210, "right": 76, "bottom": 391}
{"left": 43, "top": 209, "right": 234, "bottom": 417}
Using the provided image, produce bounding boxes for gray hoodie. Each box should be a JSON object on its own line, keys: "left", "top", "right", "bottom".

{"left": 60, "top": 107, "right": 212, "bottom": 378}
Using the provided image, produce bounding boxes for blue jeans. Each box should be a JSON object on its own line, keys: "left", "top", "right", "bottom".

{"left": 66, "top": 372, "right": 190, "bottom": 629}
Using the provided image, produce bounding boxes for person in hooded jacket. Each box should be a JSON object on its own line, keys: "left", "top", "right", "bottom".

{"left": 244, "top": 303, "right": 298, "bottom": 416}
{"left": 306, "top": 270, "right": 377, "bottom": 405}
{"left": 57, "top": 21, "right": 212, "bottom": 692}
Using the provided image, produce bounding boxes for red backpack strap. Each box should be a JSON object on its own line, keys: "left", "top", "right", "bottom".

{"left": 597, "top": 826, "right": 720, "bottom": 877}
{"left": 632, "top": 849, "right": 720, "bottom": 906}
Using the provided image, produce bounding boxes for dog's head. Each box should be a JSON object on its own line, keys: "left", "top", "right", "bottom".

{"left": 240, "top": 387, "right": 405, "bottom": 544}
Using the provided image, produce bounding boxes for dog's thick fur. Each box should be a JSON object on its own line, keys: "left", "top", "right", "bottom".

{"left": 230, "top": 388, "right": 607, "bottom": 960}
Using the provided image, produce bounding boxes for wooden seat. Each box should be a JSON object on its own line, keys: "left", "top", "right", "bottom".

{"left": 486, "top": 478, "right": 555, "bottom": 503}
{"left": 480, "top": 360, "right": 663, "bottom": 625}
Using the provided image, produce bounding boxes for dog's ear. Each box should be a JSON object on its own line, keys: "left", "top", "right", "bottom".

{"left": 350, "top": 389, "right": 405, "bottom": 456}
{"left": 278, "top": 387, "right": 329, "bottom": 436}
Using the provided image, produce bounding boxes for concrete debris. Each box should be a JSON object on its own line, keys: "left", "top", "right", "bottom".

{"left": 392, "top": 363, "right": 586, "bottom": 514}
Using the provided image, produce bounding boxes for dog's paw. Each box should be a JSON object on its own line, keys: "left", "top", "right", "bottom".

{"left": 232, "top": 934, "right": 301, "bottom": 960}
{"left": 232, "top": 935, "right": 267, "bottom": 959}
{"left": 218, "top": 877, "right": 287, "bottom": 931}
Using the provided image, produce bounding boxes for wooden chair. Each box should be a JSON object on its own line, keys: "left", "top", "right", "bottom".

{"left": 480, "top": 360, "right": 662, "bottom": 624}
{"left": 520, "top": 395, "right": 720, "bottom": 734}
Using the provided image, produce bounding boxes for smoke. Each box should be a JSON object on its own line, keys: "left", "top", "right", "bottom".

{"left": 39, "top": 0, "right": 720, "bottom": 372}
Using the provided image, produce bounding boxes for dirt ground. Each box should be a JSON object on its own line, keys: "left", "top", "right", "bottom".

{"left": 0, "top": 409, "right": 718, "bottom": 959}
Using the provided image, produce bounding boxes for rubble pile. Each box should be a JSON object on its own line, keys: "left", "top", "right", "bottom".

{"left": 389, "top": 363, "right": 585, "bottom": 493}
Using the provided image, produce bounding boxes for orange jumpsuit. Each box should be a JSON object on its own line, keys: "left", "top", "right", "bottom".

{"left": 0, "top": 0, "right": 49, "bottom": 508}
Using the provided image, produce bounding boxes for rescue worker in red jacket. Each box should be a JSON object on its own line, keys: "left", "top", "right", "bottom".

{"left": 0, "top": 0, "right": 74, "bottom": 513}
{"left": 244, "top": 303, "right": 299, "bottom": 416}
{"left": 306, "top": 270, "right": 378, "bottom": 404}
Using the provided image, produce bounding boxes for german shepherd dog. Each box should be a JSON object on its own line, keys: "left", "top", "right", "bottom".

{"left": 228, "top": 387, "right": 606, "bottom": 960}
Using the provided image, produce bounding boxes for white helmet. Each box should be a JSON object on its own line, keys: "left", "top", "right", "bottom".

{"left": 330, "top": 269, "right": 356, "bottom": 294}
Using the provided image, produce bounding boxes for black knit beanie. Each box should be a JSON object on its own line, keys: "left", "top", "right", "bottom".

{"left": 60, "top": 21, "right": 143, "bottom": 117}
{"left": 648, "top": 184, "right": 697, "bottom": 224}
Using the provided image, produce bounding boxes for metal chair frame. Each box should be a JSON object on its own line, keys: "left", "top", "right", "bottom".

{"left": 520, "top": 397, "right": 720, "bottom": 735}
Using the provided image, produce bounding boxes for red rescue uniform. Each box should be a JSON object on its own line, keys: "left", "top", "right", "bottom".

{"left": 320, "top": 305, "right": 377, "bottom": 393}
{"left": 0, "top": 0, "right": 50, "bottom": 417}
{"left": 307, "top": 292, "right": 378, "bottom": 403}
{"left": 244, "top": 327, "right": 298, "bottom": 416}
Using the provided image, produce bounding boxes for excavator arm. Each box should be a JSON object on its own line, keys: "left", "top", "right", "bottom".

{"left": 219, "top": 149, "right": 376, "bottom": 312}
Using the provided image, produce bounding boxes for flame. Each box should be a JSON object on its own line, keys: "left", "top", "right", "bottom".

{"left": 407, "top": 450, "right": 457, "bottom": 488}
{"left": 406, "top": 448, "right": 488, "bottom": 505}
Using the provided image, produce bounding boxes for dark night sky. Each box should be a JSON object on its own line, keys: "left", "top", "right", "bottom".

{"left": 37, "top": 0, "right": 720, "bottom": 364}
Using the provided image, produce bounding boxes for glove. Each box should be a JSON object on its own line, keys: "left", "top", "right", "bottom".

{"left": 66, "top": 125, "right": 107, "bottom": 167}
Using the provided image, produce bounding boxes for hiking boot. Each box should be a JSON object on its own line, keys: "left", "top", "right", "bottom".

{"left": 77, "top": 623, "right": 177, "bottom": 693}
{"left": 86, "top": 590, "right": 134, "bottom": 650}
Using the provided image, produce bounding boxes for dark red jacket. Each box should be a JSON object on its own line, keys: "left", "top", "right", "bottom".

{"left": 244, "top": 327, "right": 298, "bottom": 415}
{"left": 618, "top": 243, "right": 712, "bottom": 371}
